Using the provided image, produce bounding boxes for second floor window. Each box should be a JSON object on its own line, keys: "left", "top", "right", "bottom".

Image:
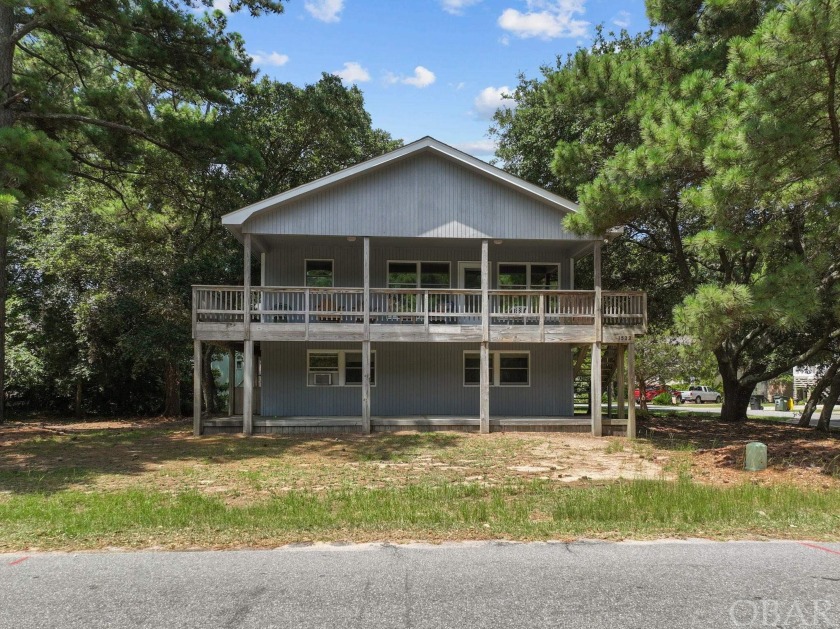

{"left": 306, "top": 259, "right": 334, "bottom": 287}
{"left": 498, "top": 263, "right": 559, "bottom": 290}
{"left": 387, "top": 261, "right": 450, "bottom": 289}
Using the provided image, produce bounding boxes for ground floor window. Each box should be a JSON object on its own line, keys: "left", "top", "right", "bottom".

{"left": 307, "top": 350, "right": 375, "bottom": 387}
{"left": 463, "top": 351, "right": 530, "bottom": 387}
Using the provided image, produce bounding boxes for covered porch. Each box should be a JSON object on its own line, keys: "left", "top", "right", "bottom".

{"left": 202, "top": 415, "right": 630, "bottom": 436}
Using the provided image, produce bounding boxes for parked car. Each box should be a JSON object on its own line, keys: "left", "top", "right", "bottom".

{"left": 634, "top": 385, "right": 670, "bottom": 403}
{"left": 677, "top": 385, "right": 721, "bottom": 404}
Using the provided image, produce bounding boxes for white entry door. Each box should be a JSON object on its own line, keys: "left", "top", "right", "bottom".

{"left": 458, "top": 262, "right": 482, "bottom": 322}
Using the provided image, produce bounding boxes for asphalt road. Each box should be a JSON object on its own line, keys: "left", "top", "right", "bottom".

{"left": 2, "top": 541, "right": 840, "bottom": 628}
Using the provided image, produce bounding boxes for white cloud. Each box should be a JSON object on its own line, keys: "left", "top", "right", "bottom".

{"left": 440, "top": 0, "right": 483, "bottom": 15}
{"left": 612, "top": 10, "right": 631, "bottom": 28}
{"left": 249, "top": 51, "right": 290, "bottom": 67}
{"left": 498, "top": 0, "right": 589, "bottom": 40}
{"left": 334, "top": 61, "right": 370, "bottom": 84}
{"left": 454, "top": 139, "right": 498, "bottom": 156}
{"left": 305, "top": 0, "right": 344, "bottom": 22}
{"left": 194, "top": 0, "right": 230, "bottom": 14}
{"left": 473, "top": 86, "right": 516, "bottom": 119}
{"left": 386, "top": 66, "right": 436, "bottom": 88}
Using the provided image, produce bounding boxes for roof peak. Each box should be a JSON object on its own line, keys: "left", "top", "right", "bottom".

{"left": 221, "top": 136, "right": 579, "bottom": 230}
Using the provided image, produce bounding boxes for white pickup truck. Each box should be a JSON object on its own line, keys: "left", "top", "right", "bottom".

{"left": 678, "top": 385, "right": 722, "bottom": 404}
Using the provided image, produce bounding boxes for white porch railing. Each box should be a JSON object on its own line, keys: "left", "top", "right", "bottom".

{"left": 192, "top": 286, "right": 646, "bottom": 329}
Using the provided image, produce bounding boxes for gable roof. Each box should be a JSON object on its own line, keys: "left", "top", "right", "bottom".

{"left": 222, "top": 136, "right": 579, "bottom": 231}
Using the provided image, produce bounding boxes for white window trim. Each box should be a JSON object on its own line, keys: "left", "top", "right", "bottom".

{"left": 304, "top": 259, "right": 335, "bottom": 288}
{"left": 496, "top": 261, "right": 561, "bottom": 290}
{"left": 386, "top": 260, "right": 452, "bottom": 289}
{"left": 306, "top": 349, "right": 376, "bottom": 387}
{"left": 463, "top": 350, "right": 531, "bottom": 387}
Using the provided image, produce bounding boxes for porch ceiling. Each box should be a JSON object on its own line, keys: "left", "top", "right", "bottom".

{"left": 253, "top": 234, "right": 598, "bottom": 259}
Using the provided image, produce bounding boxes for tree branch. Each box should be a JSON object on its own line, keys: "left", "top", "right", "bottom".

{"left": 16, "top": 111, "right": 180, "bottom": 154}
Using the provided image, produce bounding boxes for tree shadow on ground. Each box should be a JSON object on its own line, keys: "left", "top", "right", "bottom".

{"left": 0, "top": 417, "right": 465, "bottom": 495}
{"left": 639, "top": 414, "right": 840, "bottom": 479}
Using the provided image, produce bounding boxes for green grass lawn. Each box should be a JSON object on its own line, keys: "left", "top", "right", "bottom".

{"left": 1, "top": 417, "right": 839, "bottom": 550}
{"left": 2, "top": 479, "right": 839, "bottom": 550}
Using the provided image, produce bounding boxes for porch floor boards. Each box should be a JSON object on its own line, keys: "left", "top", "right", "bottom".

{"left": 201, "top": 415, "right": 628, "bottom": 435}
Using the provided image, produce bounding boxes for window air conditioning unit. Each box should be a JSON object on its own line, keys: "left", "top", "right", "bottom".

{"left": 313, "top": 373, "right": 333, "bottom": 386}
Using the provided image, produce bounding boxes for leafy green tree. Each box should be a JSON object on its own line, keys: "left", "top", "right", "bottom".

{"left": 0, "top": 0, "right": 285, "bottom": 421}
{"left": 8, "top": 74, "right": 398, "bottom": 416}
{"left": 494, "top": 3, "right": 840, "bottom": 423}
{"left": 225, "top": 75, "right": 402, "bottom": 204}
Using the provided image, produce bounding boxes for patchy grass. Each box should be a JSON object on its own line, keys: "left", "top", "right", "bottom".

{"left": 0, "top": 415, "right": 839, "bottom": 550}
{"left": 2, "top": 479, "right": 839, "bottom": 551}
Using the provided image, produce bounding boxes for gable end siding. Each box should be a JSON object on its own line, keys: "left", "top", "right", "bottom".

{"left": 245, "top": 153, "right": 580, "bottom": 241}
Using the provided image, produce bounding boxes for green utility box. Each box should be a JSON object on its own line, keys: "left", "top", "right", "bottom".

{"left": 745, "top": 442, "right": 767, "bottom": 471}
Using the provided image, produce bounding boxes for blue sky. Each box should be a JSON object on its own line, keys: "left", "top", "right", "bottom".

{"left": 212, "top": 0, "right": 650, "bottom": 160}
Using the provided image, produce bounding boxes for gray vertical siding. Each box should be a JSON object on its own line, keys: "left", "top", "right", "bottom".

{"left": 260, "top": 342, "right": 573, "bottom": 417}
{"left": 264, "top": 243, "right": 575, "bottom": 289}
{"left": 245, "top": 152, "right": 586, "bottom": 241}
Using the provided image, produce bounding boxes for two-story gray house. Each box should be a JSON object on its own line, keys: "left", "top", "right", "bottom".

{"left": 192, "top": 137, "right": 645, "bottom": 437}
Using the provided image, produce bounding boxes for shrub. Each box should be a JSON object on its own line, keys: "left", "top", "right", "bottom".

{"left": 652, "top": 392, "right": 673, "bottom": 405}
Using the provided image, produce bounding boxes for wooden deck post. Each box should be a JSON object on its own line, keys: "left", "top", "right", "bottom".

{"left": 568, "top": 256, "right": 575, "bottom": 290}
{"left": 362, "top": 237, "right": 371, "bottom": 434}
{"left": 593, "top": 240, "right": 602, "bottom": 343}
{"left": 243, "top": 339, "right": 254, "bottom": 435}
{"left": 617, "top": 344, "right": 626, "bottom": 420}
{"left": 227, "top": 348, "right": 236, "bottom": 416}
{"left": 591, "top": 242, "right": 603, "bottom": 436}
{"left": 193, "top": 339, "right": 202, "bottom": 437}
{"left": 243, "top": 233, "right": 252, "bottom": 341}
{"left": 363, "top": 237, "right": 370, "bottom": 339}
{"left": 627, "top": 340, "right": 636, "bottom": 439}
{"left": 362, "top": 340, "right": 371, "bottom": 434}
{"left": 591, "top": 342, "right": 602, "bottom": 436}
{"left": 480, "top": 239, "right": 490, "bottom": 434}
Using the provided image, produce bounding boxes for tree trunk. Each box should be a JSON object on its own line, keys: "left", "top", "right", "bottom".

{"left": 74, "top": 377, "right": 82, "bottom": 420}
{"left": 162, "top": 360, "right": 181, "bottom": 417}
{"left": 638, "top": 376, "right": 648, "bottom": 412}
{"left": 715, "top": 348, "right": 754, "bottom": 422}
{"left": 201, "top": 344, "right": 217, "bottom": 413}
{"left": 815, "top": 370, "right": 840, "bottom": 433}
{"left": 719, "top": 374, "right": 754, "bottom": 422}
{"left": 0, "top": 225, "right": 6, "bottom": 425}
{"left": 799, "top": 362, "right": 839, "bottom": 427}
{"left": 0, "top": 6, "right": 16, "bottom": 425}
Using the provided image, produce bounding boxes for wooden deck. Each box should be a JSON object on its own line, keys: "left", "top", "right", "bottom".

{"left": 192, "top": 286, "right": 646, "bottom": 343}
{"left": 202, "top": 415, "right": 629, "bottom": 436}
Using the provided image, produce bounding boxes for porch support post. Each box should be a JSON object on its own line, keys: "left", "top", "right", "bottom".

{"left": 227, "top": 348, "right": 236, "bottom": 416}
{"left": 607, "top": 373, "right": 613, "bottom": 420}
{"left": 243, "top": 233, "right": 252, "bottom": 340}
{"left": 592, "top": 239, "right": 603, "bottom": 436}
{"left": 243, "top": 339, "right": 254, "bottom": 435}
{"left": 627, "top": 340, "right": 636, "bottom": 439}
{"left": 593, "top": 241, "right": 602, "bottom": 343}
{"left": 617, "top": 344, "right": 626, "bottom": 420}
{"left": 362, "top": 340, "right": 371, "bottom": 434}
{"left": 569, "top": 257, "right": 575, "bottom": 290}
{"left": 480, "top": 239, "right": 490, "bottom": 434}
{"left": 591, "top": 342, "right": 602, "bottom": 436}
{"left": 362, "top": 237, "right": 371, "bottom": 434}
{"left": 193, "top": 339, "right": 202, "bottom": 437}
